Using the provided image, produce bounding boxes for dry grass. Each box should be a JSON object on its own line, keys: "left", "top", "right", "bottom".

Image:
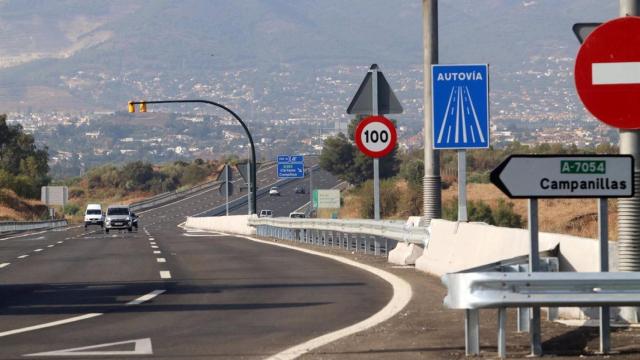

{"left": 0, "top": 189, "right": 49, "bottom": 221}
{"left": 443, "top": 183, "right": 616, "bottom": 240}
{"left": 338, "top": 180, "right": 615, "bottom": 240}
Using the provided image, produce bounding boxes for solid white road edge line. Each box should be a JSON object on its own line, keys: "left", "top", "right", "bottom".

{"left": 0, "top": 313, "right": 102, "bottom": 338}
{"left": 159, "top": 271, "right": 171, "bottom": 279}
{"left": 233, "top": 234, "right": 412, "bottom": 360}
{"left": 126, "top": 290, "right": 166, "bottom": 306}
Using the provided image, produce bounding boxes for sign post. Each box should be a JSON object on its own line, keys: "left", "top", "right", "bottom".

{"left": 491, "top": 154, "right": 634, "bottom": 355}
{"left": 347, "top": 64, "right": 402, "bottom": 220}
{"left": 432, "top": 64, "right": 489, "bottom": 222}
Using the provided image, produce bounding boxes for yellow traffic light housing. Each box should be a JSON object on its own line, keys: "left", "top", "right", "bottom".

{"left": 128, "top": 101, "right": 135, "bottom": 113}
{"left": 139, "top": 102, "right": 147, "bottom": 113}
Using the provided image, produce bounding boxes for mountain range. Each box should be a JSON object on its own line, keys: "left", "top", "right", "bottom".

{"left": 0, "top": 0, "right": 620, "bottom": 112}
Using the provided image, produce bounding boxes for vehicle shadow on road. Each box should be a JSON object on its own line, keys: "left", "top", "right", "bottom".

{"left": 0, "top": 280, "right": 365, "bottom": 316}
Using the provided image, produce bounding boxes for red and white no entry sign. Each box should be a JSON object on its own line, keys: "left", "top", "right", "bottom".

{"left": 575, "top": 16, "right": 640, "bottom": 129}
{"left": 354, "top": 115, "right": 397, "bottom": 158}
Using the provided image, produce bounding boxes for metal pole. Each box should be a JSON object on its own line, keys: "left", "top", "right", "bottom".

{"left": 225, "top": 164, "right": 229, "bottom": 216}
{"left": 310, "top": 166, "right": 314, "bottom": 215}
{"left": 599, "top": 198, "right": 611, "bottom": 354}
{"left": 422, "top": 0, "right": 441, "bottom": 225}
{"left": 371, "top": 64, "right": 381, "bottom": 221}
{"left": 498, "top": 308, "right": 507, "bottom": 359}
{"left": 529, "top": 198, "right": 542, "bottom": 356}
{"left": 247, "top": 161, "right": 252, "bottom": 215}
{"left": 618, "top": 0, "right": 640, "bottom": 324}
{"left": 457, "top": 150, "right": 467, "bottom": 222}
{"left": 131, "top": 99, "right": 258, "bottom": 215}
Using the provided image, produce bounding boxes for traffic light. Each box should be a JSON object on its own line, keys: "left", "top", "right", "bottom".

{"left": 128, "top": 101, "right": 135, "bottom": 113}
{"left": 139, "top": 102, "right": 147, "bottom": 113}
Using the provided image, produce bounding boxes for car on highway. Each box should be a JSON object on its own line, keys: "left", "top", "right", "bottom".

{"left": 259, "top": 209, "right": 273, "bottom": 218}
{"left": 84, "top": 204, "right": 104, "bottom": 229}
{"left": 289, "top": 212, "right": 305, "bottom": 218}
{"left": 269, "top": 186, "right": 280, "bottom": 196}
{"left": 104, "top": 205, "right": 134, "bottom": 233}
{"left": 294, "top": 185, "right": 305, "bottom": 194}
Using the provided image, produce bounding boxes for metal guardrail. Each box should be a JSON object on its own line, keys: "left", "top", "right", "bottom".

{"left": 0, "top": 219, "right": 67, "bottom": 233}
{"left": 249, "top": 217, "right": 428, "bottom": 244}
{"left": 130, "top": 161, "right": 277, "bottom": 213}
{"left": 130, "top": 179, "right": 223, "bottom": 212}
{"left": 249, "top": 217, "right": 428, "bottom": 257}
{"left": 442, "top": 272, "right": 640, "bottom": 357}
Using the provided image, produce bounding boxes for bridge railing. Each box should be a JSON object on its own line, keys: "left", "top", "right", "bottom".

{"left": 248, "top": 217, "right": 428, "bottom": 256}
{"left": 0, "top": 219, "right": 67, "bottom": 234}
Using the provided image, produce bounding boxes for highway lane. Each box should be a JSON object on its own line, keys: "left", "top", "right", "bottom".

{"left": 0, "top": 163, "right": 392, "bottom": 358}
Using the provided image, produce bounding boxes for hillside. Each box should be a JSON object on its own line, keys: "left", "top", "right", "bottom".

{"left": 0, "top": 189, "right": 49, "bottom": 221}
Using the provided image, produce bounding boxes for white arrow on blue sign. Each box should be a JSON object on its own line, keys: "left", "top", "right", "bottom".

{"left": 277, "top": 155, "right": 304, "bottom": 179}
{"left": 432, "top": 64, "right": 489, "bottom": 149}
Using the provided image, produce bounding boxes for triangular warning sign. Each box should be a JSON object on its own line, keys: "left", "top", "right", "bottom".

{"left": 347, "top": 65, "right": 403, "bottom": 115}
{"left": 235, "top": 161, "right": 249, "bottom": 184}
{"left": 25, "top": 338, "right": 153, "bottom": 357}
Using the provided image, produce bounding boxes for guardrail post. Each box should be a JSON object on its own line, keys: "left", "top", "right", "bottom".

{"left": 498, "top": 307, "right": 507, "bottom": 358}
{"left": 465, "top": 309, "right": 480, "bottom": 356}
{"left": 374, "top": 236, "right": 381, "bottom": 256}
{"left": 517, "top": 308, "right": 530, "bottom": 333}
{"left": 363, "top": 236, "right": 368, "bottom": 254}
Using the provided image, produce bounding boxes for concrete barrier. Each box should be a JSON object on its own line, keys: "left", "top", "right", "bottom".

{"left": 184, "top": 215, "right": 256, "bottom": 235}
{"left": 388, "top": 243, "right": 424, "bottom": 266}
{"left": 388, "top": 216, "right": 425, "bottom": 266}
{"left": 415, "top": 219, "right": 563, "bottom": 276}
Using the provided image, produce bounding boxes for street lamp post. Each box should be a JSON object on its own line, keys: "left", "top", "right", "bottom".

{"left": 128, "top": 99, "right": 258, "bottom": 215}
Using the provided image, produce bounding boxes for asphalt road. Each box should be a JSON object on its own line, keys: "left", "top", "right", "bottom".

{"left": 0, "top": 165, "right": 391, "bottom": 359}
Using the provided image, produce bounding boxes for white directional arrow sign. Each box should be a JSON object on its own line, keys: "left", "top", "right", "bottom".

{"left": 25, "top": 338, "right": 153, "bottom": 357}
{"left": 490, "top": 155, "right": 634, "bottom": 198}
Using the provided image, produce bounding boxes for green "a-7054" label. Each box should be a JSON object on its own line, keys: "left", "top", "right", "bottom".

{"left": 560, "top": 160, "right": 606, "bottom": 174}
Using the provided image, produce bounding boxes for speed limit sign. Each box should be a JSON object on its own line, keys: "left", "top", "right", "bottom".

{"left": 354, "top": 115, "right": 397, "bottom": 158}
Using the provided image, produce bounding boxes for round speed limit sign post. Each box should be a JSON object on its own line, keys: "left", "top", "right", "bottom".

{"left": 354, "top": 116, "right": 397, "bottom": 158}
{"left": 355, "top": 115, "right": 397, "bottom": 220}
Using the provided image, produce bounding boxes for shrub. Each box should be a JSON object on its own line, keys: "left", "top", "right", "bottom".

{"left": 63, "top": 204, "right": 81, "bottom": 216}
{"left": 493, "top": 199, "right": 524, "bottom": 228}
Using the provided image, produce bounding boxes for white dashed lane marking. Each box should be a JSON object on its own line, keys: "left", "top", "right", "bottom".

{"left": 47, "top": 245, "right": 54, "bottom": 248}
{"left": 126, "top": 289, "right": 166, "bottom": 305}
{"left": 17, "top": 255, "right": 29, "bottom": 259}
{"left": 151, "top": 245, "right": 158, "bottom": 249}
{"left": 153, "top": 251, "right": 161, "bottom": 254}
{"left": 159, "top": 271, "right": 171, "bottom": 279}
{"left": 0, "top": 263, "right": 9, "bottom": 269}
{"left": 34, "top": 249, "right": 43, "bottom": 252}
{"left": 57, "top": 241, "right": 63, "bottom": 244}
{"left": 156, "top": 258, "right": 166, "bottom": 263}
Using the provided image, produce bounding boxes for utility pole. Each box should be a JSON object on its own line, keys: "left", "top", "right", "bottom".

{"left": 617, "top": 0, "right": 640, "bottom": 323}
{"left": 422, "top": 0, "right": 442, "bottom": 225}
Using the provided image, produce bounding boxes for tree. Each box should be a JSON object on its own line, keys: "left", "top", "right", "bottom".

{"left": 320, "top": 117, "right": 399, "bottom": 186}
{"left": 0, "top": 115, "right": 50, "bottom": 198}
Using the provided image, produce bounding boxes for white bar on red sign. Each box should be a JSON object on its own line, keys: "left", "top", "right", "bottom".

{"left": 592, "top": 62, "right": 640, "bottom": 85}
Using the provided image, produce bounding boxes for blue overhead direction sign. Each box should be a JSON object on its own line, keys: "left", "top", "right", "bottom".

{"left": 277, "top": 154, "right": 304, "bottom": 178}
{"left": 432, "top": 64, "right": 489, "bottom": 149}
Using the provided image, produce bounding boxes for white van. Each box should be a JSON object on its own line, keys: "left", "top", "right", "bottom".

{"left": 84, "top": 204, "right": 104, "bottom": 228}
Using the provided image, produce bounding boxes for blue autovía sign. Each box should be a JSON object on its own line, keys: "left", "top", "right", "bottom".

{"left": 432, "top": 64, "right": 489, "bottom": 149}
{"left": 277, "top": 155, "right": 304, "bottom": 178}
